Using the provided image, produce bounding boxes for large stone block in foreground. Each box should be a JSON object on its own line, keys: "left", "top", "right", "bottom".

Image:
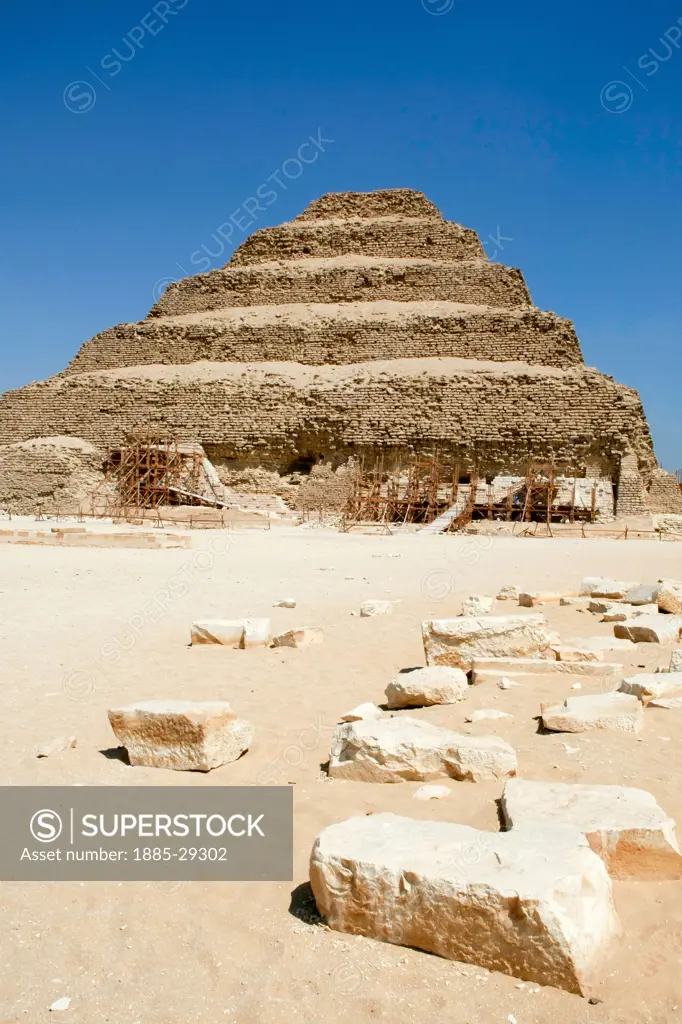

{"left": 422, "top": 614, "right": 553, "bottom": 671}
{"left": 329, "top": 717, "right": 516, "bottom": 782}
{"left": 108, "top": 699, "right": 253, "bottom": 771}
{"left": 502, "top": 779, "right": 682, "bottom": 879}
{"left": 310, "top": 812, "right": 620, "bottom": 995}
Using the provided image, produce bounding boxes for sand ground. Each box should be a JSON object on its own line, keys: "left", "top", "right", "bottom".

{"left": 1, "top": 526, "right": 682, "bottom": 1024}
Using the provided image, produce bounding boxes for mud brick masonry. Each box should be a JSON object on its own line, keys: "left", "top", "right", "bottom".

{"left": 0, "top": 188, "right": 676, "bottom": 515}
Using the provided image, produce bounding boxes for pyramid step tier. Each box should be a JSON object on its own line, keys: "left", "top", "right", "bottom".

{"left": 293, "top": 189, "right": 442, "bottom": 221}
{"left": 149, "top": 257, "right": 531, "bottom": 318}
{"left": 0, "top": 359, "right": 652, "bottom": 478}
{"left": 69, "top": 301, "right": 582, "bottom": 373}
{"left": 228, "top": 217, "right": 485, "bottom": 266}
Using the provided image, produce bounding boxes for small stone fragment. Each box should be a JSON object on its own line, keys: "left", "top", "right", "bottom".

{"left": 519, "top": 591, "right": 575, "bottom": 607}
{"left": 413, "top": 784, "right": 450, "bottom": 801}
{"left": 541, "top": 692, "right": 643, "bottom": 734}
{"left": 602, "top": 605, "right": 636, "bottom": 623}
{"left": 385, "top": 666, "right": 468, "bottom": 708}
{"left": 560, "top": 597, "right": 592, "bottom": 606}
{"left": 310, "top": 812, "right": 620, "bottom": 995}
{"left": 498, "top": 677, "right": 522, "bottom": 689}
{"left": 496, "top": 584, "right": 520, "bottom": 601}
{"left": 49, "top": 997, "right": 72, "bottom": 1012}
{"left": 360, "top": 600, "right": 393, "bottom": 617}
{"left": 465, "top": 709, "right": 513, "bottom": 723}
{"left": 274, "top": 599, "right": 296, "bottom": 608}
{"left": 339, "top": 703, "right": 383, "bottom": 723}
{"left": 502, "top": 778, "right": 682, "bottom": 879}
{"left": 552, "top": 646, "right": 603, "bottom": 663}
{"left": 329, "top": 717, "right": 517, "bottom": 783}
{"left": 272, "top": 627, "right": 323, "bottom": 649}
{"left": 107, "top": 700, "right": 253, "bottom": 771}
{"left": 37, "top": 735, "right": 77, "bottom": 758}
{"left": 461, "top": 595, "right": 494, "bottom": 616}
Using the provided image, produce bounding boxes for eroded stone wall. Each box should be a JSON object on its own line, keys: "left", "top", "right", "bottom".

{"left": 0, "top": 360, "right": 655, "bottom": 478}
{"left": 67, "top": 304, "right": 582, "bottom": 372}
{"left": 148, "top": 260, "right": 531, "bottom": 318}
{"left": 294, "top": 189, "right": 442, "bottom": 221}
{"left": 228, "top": 219, "right": 486, "bottom": 265}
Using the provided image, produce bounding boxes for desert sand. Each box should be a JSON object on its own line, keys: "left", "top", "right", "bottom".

{"left": 1, "top": 525, "right": 682, "bottom": 1023}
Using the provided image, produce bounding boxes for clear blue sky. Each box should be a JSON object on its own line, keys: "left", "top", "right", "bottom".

{"left": 1, "top": 0, "right": 680, "bottom": 467}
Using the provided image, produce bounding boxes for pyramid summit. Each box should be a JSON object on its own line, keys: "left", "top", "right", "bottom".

{"left": 0, "top": 187, "right": 674, "bottom": 517}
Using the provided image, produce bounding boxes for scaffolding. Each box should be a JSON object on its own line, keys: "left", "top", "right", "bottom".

{"left": 90, "top": 432, "right": 232, "bottom": 518}
{"left": 342, "top": 453, "right": 460, "bottom": 527}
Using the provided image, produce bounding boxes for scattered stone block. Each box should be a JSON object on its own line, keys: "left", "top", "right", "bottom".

{"left": 107, "top": 700, "right": 253, "bottom": 771}
{"left": 541, "top": 692, "right": 643, "bottom": 734}
{"left": 566, "top": 636, "right": 633, "bottom": 654}
{"left": 602, "top": 605, "right": 635, "bottom": 622}
{"left": 501, "top": 778, "right": 682, "bottom": 880}
{"left": 625, "top": 584, "right": 661, "bottom": 606}
{"left": 385, "top": 666, "right": 468, "bottom": 708}
{"left": 422, "top": 614, "right": 553, "bottom": 672}
{"left": 328, "top": 717, "right": 516, "bottom": 783}
{"left": 413, "top": 784, "right": 450, "bottom": 801}
{"left": 241, "top": 619, "right": 272, "bottom": 648}
{"left": 339, "top": 703, "right": 383, "bottom": 723}
{"left": 360, "top": 600, "right": 393, "bottom": 617}
{"left": 461, "top": 595, "right": 494, "bottom": 616}
{"left": 37, "top": 735, "right": 77, "bottom": 758}
{"left": 658, "top": 582, "right": 682, "bottom": 615}
{"left": 310, "top": 812, "right": 620, "bottom": 995}
{"left": 588, "top": 600, "right": 615, "bottom": 614}
{"left": 618, "top": 672, "right": 682, "bottom": 705}
{"left": 274, "top": 598, "right": 296, "bottom": 608}
{"left": 272, "top": 627, "right": 323, "bottom": 649}
{"left": 496, "top": 584, "right": 520, "bottom": 601}
{"left": 464, "top": 709, "right": 513, "bottom": 723}
{"left": 471, "top": 657, "right": 623, "bottom": 685}
{"left": 560, "top": 597, "right": 592, "bottom": 606}
{"left": 552, "top": 646, "right": 603, "bottom": 663}
{"left": 519, "top": 591, "right": 575, "bottom": 607}
{"left": 580, "top": 577, "right": 638, "bottom": 599}
{"left": 614, "top": 616, "right": 682, "bottom": 645}
{"left": 190, "top": 618, "right": 271, "bottom": 648}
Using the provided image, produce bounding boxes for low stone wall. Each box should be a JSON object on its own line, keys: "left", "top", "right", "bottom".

{"left": 0, "top": 359, "right": 655, "bottom": 478}
{"left": 229, "top": 218, "right": 485, "bottom": 265}
{"left": 148, "top": 259, "right": 532, "bottom": 318}
{"left": 67, "top": 304, "right": 582, "bottom": 372}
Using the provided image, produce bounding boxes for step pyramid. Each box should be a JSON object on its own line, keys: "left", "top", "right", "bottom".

{"left": 0, "top": 189, "right": 663, "bottom": 514}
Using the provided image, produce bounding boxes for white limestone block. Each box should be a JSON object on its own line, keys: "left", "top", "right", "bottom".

{"left": 658, "top": 582, "right": 682, "bottom": 614}
{"left": 272, "top": 626, "right": 323, "bottom": 648}
{"left": 422, "top": 614, "right": 553, "bottom": 671}
{"left": 579, "top": 577, "right": 638, "bottom": 599}
{"left": 496, "top": 584, "right": 520, "bottom": 601}
{"left": 501, "top": 778, "right": 682, "bottom": 880}
{"left": 541, "top": 692, "right": 643, "bottom": 734}
{"left": 625, "top": 584, "right": 661, "bottom": 606}
{"left": 385, "top": 666, "right": 468, "bottom": 708}
{"left": 614, "top": 616, "right": 682, "bottom": 645}
{"left": 618, "top": 672, "right": 682, "bottom": 704}
{"left": 670, "top": 650, "right": 682, "bottom": 672}
{"left": 190, "top": 618, "right": 271, "bottom": 648}
{"left": 519, "top": 591, "right": 575, "bottom": 607}
{"left": 107, "top": 700, "right": 253, "bottom": 771}
{"left": 328, "top": 717, "right": 516, "bottom": 783}
{"left": 339, "top": 703, "right": 384, "bottom": 723}
{"left": 310, "top": 812, "right": 620, "bottom": 995}
{"left": 464, "top": 709, "right": 513, "bottom": 723}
